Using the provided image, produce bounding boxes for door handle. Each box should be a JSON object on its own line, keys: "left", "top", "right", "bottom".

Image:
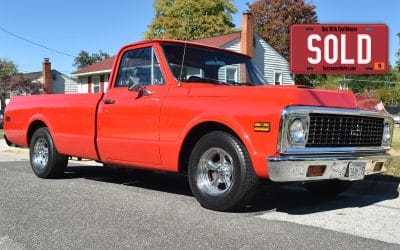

{"left": 103, "top": 99, "right": 116, "bottom": 104}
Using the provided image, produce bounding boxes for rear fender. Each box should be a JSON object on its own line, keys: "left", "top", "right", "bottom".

{"left": 27, "top": 114, "right": 56, "bottom": 146}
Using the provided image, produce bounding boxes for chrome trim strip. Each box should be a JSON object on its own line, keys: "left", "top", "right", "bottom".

{"left": 268, "top": 153, "right": 391, "bottom": 162}
{"left": 278, "top": 106, "right": 393, "bottom": 154}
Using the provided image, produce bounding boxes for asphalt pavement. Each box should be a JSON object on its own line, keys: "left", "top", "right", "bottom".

{"left": 1, "top": 139, "right": 400, "bottom": 249}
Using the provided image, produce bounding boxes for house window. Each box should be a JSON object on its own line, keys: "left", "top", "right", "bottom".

{"left": 274, "top": 72, "right": 282, "bottom": 85}
{"left": 93, "top": 76, "right": 100, "bottom": 93}
{"left": 225, "top": 66, "right": 238, "bottom": 84}
{"left": 52, "top": 74, "right": 57, "bottom": 81}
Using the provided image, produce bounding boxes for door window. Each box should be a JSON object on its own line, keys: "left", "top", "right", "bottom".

{"left": 116, "top": 47, "right": 164, "bottom": 87}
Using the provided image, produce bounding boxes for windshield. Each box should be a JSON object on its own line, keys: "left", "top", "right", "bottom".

{"left": 162, "top": 43, "right": 267, "bottom": 86}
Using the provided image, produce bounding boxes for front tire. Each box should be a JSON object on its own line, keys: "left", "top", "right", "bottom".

{"left": 188, "top": 131, "right": 259, "bottom": 211}
{"left": 29, "top": 127, "right": 68, "bottom": 178}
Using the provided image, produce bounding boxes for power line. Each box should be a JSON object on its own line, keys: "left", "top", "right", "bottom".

{"left": 0, "top": 26, "right": 75, "bottom": 58}
{"left": 343, "top": 78, "right": 399, "bottom": 84}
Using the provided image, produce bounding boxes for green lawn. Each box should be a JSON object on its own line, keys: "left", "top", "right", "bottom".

{"left": 0, "top": 129, "right": 3, "bottom": 137}
{"left": 391, "top": 126, "right": 400, "bottom": 152}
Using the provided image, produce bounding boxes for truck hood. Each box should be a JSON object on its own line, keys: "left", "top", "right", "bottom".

{"left": 187, "top": 85, "right": 386, "bottom": 113}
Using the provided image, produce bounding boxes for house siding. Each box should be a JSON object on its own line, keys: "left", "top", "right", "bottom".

{"left": 37, "top": 70, "right": 79, "bottom": 94}
{"left": 255, "top": 35, "right": 294, "bottom": 85}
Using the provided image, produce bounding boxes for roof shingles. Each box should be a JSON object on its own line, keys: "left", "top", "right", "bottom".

{"left": 191, "top": 31, "right": 241, "bottom": 47}
{"left": 72, "top": 56, "right": 115, "bottom": 75}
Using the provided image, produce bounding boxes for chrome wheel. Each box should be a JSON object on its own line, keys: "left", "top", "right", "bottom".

{"left": 196, "top": 148, "right": 234, "bottom": 196}
{"left": 189, "top": 131, "right": 259, "bottom": 211}
{"left": 32, "top": 138, "right": 49, "bottom": 170}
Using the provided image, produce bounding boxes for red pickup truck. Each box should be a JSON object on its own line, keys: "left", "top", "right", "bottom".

{"left": 4, "top": 40, "right": 394, "bottom": 211}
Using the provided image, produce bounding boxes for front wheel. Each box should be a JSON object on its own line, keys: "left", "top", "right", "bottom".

{"left": 303, "top": 180, "right": 352, "bottom": 196}
{"left": 188, "top": 131, "right": 259, "bottom": 211}
{"left": 29, "top": 127, "right": 68, "bottom": 178}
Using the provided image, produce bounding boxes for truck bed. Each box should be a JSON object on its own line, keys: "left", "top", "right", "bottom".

{"left": 4, "top": 93, "right": 103, "bottom": 160}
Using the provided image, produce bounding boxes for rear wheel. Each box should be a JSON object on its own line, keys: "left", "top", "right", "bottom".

{"left": 303, "top": 180, "right": 352, "bottom": 196}
{"left": 188, "top": 131, "right": 259, "bottom": 211}
{"left": 29, "top": 127, "right": 68, "bottom": 178}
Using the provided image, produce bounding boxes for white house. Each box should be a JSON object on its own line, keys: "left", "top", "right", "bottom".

{"left": 0, "top": 59, "right": 78, "bottom": 110}
{"left": 10, "top": 58, "right": 78, "bottom": 95}
{"left": 72, "top": 11, "right": 294, "bottom": 92}
{"left": 71, "top": 56, "right": 114, "bottom": 93}
{"left": 7, "top": 58, "right": 78, "bottom": 95}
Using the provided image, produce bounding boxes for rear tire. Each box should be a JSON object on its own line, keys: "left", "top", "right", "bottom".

{"left": 303, "top": 180, "right": 352, "bottom": 196}
{"left": 188, "top": 131, "right": 259, "bottom": 211}
{"left": 29, "top": 127, "right": 68, "bottom": 178}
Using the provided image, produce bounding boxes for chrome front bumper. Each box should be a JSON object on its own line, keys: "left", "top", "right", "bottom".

{"left": 267, "top": 154, "right": 390, "bottom": 182}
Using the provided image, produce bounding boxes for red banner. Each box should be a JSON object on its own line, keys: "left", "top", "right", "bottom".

{"left": 290, "top": 24, "right": 388, "bottom": 74}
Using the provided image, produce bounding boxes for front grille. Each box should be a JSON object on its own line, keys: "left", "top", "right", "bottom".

{"left": 307, "top": 113, "right": 384, "bottom": 147}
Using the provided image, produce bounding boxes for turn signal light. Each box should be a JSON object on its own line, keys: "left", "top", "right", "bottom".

{"left": 307, "top": 165, "right": 326, "bottom": 177}
{"left": 373, "top": 162, "right": 384, "bottom": 172}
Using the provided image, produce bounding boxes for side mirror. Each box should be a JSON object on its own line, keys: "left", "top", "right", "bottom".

{"left": 128, "top": 81, "right": 153, "bottom": 97}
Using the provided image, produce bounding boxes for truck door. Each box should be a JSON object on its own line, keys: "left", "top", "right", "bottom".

{"left": 97, "top": 46, "right": 167, "bottom": 166}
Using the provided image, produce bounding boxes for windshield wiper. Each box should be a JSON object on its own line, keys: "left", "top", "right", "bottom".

{"left": 185, "top": 76, "right": 233, "bottom": 86}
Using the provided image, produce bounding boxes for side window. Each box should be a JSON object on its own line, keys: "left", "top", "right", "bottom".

{"left": 116, "top": 47, "right": 164, "bottom": 87}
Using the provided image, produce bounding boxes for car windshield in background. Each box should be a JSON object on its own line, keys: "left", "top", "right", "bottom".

{"left": 162, "top": 43, "right": 267, "bottom": 86}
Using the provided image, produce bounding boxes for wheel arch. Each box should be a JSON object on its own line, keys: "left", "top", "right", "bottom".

{"left": 178, "top": 121, "right": 252, "bottom": 174}
{"left": 27, "top": 120, "right": 48, "bottom": 145}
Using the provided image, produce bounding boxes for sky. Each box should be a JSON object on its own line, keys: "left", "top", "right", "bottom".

{"left": 0, "top": 0, "right": 399, "bottom": 76}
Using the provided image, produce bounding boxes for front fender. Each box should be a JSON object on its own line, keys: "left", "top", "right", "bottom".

{"left": 176, "top": 112, "right": 272, "bottom": 178}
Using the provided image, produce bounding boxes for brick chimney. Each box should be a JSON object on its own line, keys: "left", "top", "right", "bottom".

{"left": 240, "top": 10, "right": 254, "bottom": 83}
{"left": 240, "top": 10, "right": 254, "bottom": 58}
{"left": 42, "top": 58, "right": 52, "bottom": 94}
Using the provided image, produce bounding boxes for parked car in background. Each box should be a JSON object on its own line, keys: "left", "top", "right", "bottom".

{"left": 0, "top": 110, "right": 4, "bottom": 129}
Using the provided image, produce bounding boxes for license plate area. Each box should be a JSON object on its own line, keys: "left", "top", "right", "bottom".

{"left": 345, "top": 162, "right": 366, "bottom": 180}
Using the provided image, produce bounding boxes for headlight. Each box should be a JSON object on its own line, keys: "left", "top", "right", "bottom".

{"left": 382, "top": 122, "right": 392, "bottom": 145}
{"left": 289, "top": 118, "right": 307, "bottom": 144}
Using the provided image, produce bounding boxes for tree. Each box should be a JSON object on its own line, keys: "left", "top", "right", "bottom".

{"left": 250, "top": 0, "right": 318, "bottom": 86}
{"left": 144, "top": 0, "right": 237, "bottom": 40}
{"left": 363, "top": 86, "right": 400, "bottom": 106}
{"left": 342, "top": 68, "right": 400, "bottom": 94}
{"left": 250, "top": 0, "right": 317, "bottom": 60}
{"left": 73, "top": 50, "right": 110, "bottom": 69}
{"left": 295, "top": 74, "right": 327, "bottom": 87}
{"left": 0, "top": 59, "right": 42, "bottom": 111}
{"left": 10, "top": 76, "right": 42, "bottom": 96}
{"left": 0, "top": 59, "right": 18, "bottom": 111}
{"left": 313, "top": 68, "right": 400, "bottom": 106}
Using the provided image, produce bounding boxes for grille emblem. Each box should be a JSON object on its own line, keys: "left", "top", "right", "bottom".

{"left": 350, "top": 124, "right": 361, "bottom": 137}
